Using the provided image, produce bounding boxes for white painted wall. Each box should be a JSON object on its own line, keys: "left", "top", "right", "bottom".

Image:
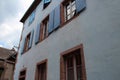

{"left": 14, "top": 0, "right": 120, "bottom": 80}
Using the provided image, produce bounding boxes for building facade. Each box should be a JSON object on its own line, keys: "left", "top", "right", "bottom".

{"left": 0, "top": 47, "right": 16, "bottom": 80}
{"left": 14, "top": 0, "right": 120, "bottom": 80}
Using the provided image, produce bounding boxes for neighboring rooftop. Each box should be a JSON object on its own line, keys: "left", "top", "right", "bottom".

{"left": 0, "top": 47, "right": 16, "bottom": 60}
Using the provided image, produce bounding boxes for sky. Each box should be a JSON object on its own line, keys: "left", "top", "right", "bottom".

{"left": 0, "top": 0, "right": 34, "bottom": 49}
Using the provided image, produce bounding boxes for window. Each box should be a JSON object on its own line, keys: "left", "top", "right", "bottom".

{"left": 65, "top": 0, "right": 76, "bottom": 21}
{"left": 24, "top": 33, "right": 31, "bottom": 52}
{"left": 41, "top": 16, "right": 49, "bottom": 40}
{"left": 35, "top": 60, "right": 47, "bottom": 80}
{"left": 60, "top": 44, "right": 86, "bottom": 80}
{"left": 23, "top": 30, "right": 34, "bottom": 53}
{"left": 29, "top": 11, "right": 35, "bottom": 25}
{"left": 19, "top": 69, "right": 26, "bottom": 80}
{"left": 61, "top": 0, "right": 86, "bottom": 24}
{"left": 43, "top": 0, "right": 51, "bottom": 9}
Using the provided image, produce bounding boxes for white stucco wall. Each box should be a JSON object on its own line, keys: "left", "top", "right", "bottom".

{"left": 14, "top": 0, "right": 120, "bottom": 80}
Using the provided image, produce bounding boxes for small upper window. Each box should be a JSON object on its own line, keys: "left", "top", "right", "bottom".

{"left": 43, "top": 0, "right": 51, "bottom": 9}
{"left": 29, "top": 11, "right": 35, "bottom": 25}
{"left": 64, "top": 0, "right": 76, "bottom": 21}
{"left": 41, "top": 16, "right": 49, "bottom": 41}
{"left": 24, "top": 33, "right": 31, "bottom": 52}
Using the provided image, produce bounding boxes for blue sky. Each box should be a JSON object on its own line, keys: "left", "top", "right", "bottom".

{"left": 0, "top": 0, "right": 34, "bottom": 49}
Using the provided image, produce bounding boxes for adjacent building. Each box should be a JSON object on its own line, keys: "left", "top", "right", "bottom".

{"left": 14, "top": 0, "right": 120, "bottom": 80}
{"left": 0, "top": 47, "right": 17, "bottom": 80}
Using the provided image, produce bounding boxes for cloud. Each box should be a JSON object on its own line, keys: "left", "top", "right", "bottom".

{"left": 0, "top": 0, "right": 34, "bottom": 49}
{"left": 0, "top": 0, "right": 21, "bottom": 23}
{"left": 0, "top": 19, "right": 22, "bottom": 49}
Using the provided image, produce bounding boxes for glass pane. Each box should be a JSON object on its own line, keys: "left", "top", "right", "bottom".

{"left": 72, "top": 0, "right": 75, "bottom": 5}
{"left": 67, "top": 8, "right": 71, "bottom": 15}
{"left": 67, "top": 15, "right": 71, "bottom": 20}
{"left": 71, "top": 12, "right": 74, "bottom": 17}
{"left": 75, "top": 53, "right": 81, "bottom": 65}
{"left": 67, "top": 56, "right": 73, "bottom": 67}
{"left": 66, "top": 4, "right": 70, "bottom": 9}
{"left": 67, "top": 68, "right": 74, "bottom": 80}
{"left": 72, "top": 4, "right": 76, "bottom": 11}
{"left": 38, "top": 63, "right": 46, "bottom": 80}
{"left": 77, "top": 66, "right": 82, "bottom": 80}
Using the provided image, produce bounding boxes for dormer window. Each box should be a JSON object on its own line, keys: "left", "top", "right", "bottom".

{"left": 29, "top": 11, "right": 35, "bottom": 25}
{"left": 43, "top": 0, "right": 51, "bottom": 9}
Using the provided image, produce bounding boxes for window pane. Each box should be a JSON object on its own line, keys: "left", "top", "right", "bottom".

{"left": 37, "top": 62, "right": 46, "bottom": 80}
{"left": 75, "top": 52, "right": 81, "bottom": 65}
{"left": 66, "top": 55, "right": 74, "bottom": 80}
{"left": 67, "top": 56, "right": 73, "bottom": 67}
{"left": 67, "top": 8, "right": 71, "bottom": 15}
{"left": 71, "top": 0, "right": 75, "bottom": 5}
{"left": 66, "top": 4, "right": 70, "bottom": 9}
{"left": 72, "top": 4, "right": 76, "bottom": 11}
{"left": 67, "top": 15, "right": 71, "bottom": 20}
{"left": 75, "top": 50, "right": 82, "bottom": 80}
{"left": 71, "top": 11, "right": 75, "bottom": 17}
{"left": 77, "top": 66, "right": 82, "bottom": 80}
{"left": 67, "top": 68, "right": 74, "bottom": 80}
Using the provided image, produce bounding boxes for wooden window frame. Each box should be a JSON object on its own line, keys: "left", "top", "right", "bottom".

{"left": 35, "top": 59, "right": 48, "bottom": 80}
{"left": 60, "top": 44, "right": 86, "bottom": 80}
{"left": 61, "top": 0, "right": 76, "bottom": 23}
{"left": 60, "top": 0, "right": 85, "bottom": 27}
{"left": 19, "top": 68, "right": 26, "bottom": 80}
{"left": 24, "top": 33, "right": 31, "bottom": 53}
{"left": 65, "top": 0, "right": 76, "bottom": 21}
{"left": 40, "top": 16, "right": 49, "bottom": 41}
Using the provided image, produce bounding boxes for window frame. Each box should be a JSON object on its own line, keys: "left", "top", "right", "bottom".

{"left": 19, "top": 68, "right": 26, "bottom": 80}
{"left": 35, "top": 59, "right": 48, "bottom": 80}
{"left": 62, "top": 0, "right": 76, "bottom": 22}
{"left": 24, "top": 33, "right": 31, "bottom": 52}
{"left": 60, "top": 0, "right": 86, "bottom": 27}
{"left": 60, "top": 44, "right": 86, "bottom": 80}
{"left": 65, "top": 0, "right": 76, "bottom": 21}
{"left": 40, "top": 16, "right": 49, "bottom": 41}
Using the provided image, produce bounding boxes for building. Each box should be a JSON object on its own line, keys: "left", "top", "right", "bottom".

{"left": 0, "top": 47, "right": 17, "bottom": 80}
{"left": 14, "top": 0, "right": 120, "bottom": 80}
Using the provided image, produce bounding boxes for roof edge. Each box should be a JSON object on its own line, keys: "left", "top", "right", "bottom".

{"left": 20, "top": 0, "right": 42, "bottom": 23}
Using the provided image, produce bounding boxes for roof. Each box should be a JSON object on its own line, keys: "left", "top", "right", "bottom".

{"left": 0, "top": 47, "right": 16, "bottom": 60}
{"left": 20, "top": 0, "right": 42, "bottom": 23}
